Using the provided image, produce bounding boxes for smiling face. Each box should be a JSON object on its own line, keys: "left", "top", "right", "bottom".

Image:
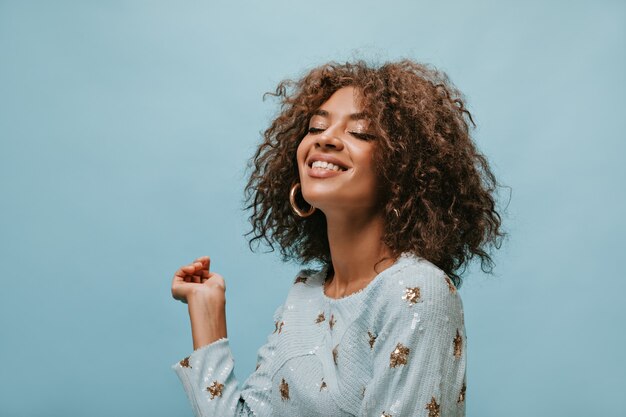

{"left": 296, "top": 86, "right": 382, "bottom": 215}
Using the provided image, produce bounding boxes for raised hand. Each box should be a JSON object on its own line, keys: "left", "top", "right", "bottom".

{"left": 171, "top": 256, "right": 226, "bottom": 304}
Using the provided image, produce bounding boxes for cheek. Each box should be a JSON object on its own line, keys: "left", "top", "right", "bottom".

{"left": 297, "top": 134, "right": 316, "bottom": 157}
{"left": 295, "top": 140, "right": 308, "bottom": 175}
{"left": 296, "top": 141, "right": 305, "bottom": 161}
{"left": 352, "top": 145, "right": 377, "bottom": 177}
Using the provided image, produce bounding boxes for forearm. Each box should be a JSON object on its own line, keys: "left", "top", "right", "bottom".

{"left": 187, "top": 290, "right": 228, "bottom": 350}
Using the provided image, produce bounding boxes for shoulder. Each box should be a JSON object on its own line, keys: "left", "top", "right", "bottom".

{"left": 275, "top": 266, "right": 325, "bottom": 312}
{"left": 267, "top": 267, "right": 324, "bottom": 320}
{"left": 385, "top": 254, "right": 457, "bottom": 297}
{"left": 291, "top": 267, "right": 323, "bottom": 286}
{"left": 374, "top": 253, "right": 462, "bottom": 321}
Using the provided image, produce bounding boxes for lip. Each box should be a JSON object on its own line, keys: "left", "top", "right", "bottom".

{"left": 305, "top": 154, "right": 350, "bottom": 170}
{"left": 304, "top": 153, "right": 350, "bottom": 179}
{"left": 306, "top": 165, "right": 344, "bottom": 178}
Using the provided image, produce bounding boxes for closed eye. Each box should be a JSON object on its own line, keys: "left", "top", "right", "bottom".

{"left": 349, "top": 132, "right": 377, "bottom": 141}
{"left": 307, "top": 127, "right": 377, "bottom": 141}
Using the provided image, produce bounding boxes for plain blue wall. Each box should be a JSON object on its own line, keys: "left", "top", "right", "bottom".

{"left": 1, "top": 1, "right": 624, "bottom": 416}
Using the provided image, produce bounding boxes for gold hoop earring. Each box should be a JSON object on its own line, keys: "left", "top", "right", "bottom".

{"left": 289, "top": 183, "right": 316, "bottom": 218}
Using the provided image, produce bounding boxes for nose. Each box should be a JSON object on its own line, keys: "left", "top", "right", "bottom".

{"left": 315, "top": 129, "right": 344, "bottom": 151}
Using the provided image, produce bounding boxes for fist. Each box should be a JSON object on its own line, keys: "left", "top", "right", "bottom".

{"left": 171, "top": 256, "right": 226, "bottom": 304}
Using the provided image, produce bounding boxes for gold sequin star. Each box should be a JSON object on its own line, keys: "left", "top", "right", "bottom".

{"left": 381, "top": 412, "right": 392, "bottom": 417}
{"left": 179, "top": 356, "right": 191, "bottom": 368}
{"left": 279, "top": 378, "right": 290, "bottom": 400}
{"left": 294, "top": 275, "right": 308, "bottom": 284}
{"left": 402, "top": 287, "right": 421, "bottom": 304}
{"left": 458, "top": 382, "right": 466, "bottom": 403}
{"left": 315, "top": 312, "right": 326, "bottom": 323}
{"left": 453, "top": 329, "right": 463, "bottom": 359}
{"left": 206, "top": 381, "right": 224, "bottom": 400}
{"left": 367, "top": 331, "right": 377, "bottom": 349}
{"left": 273, "top": 320, "right": 285, "bottom": 334}
{"left": 320, "top": 378, "right": 327, "bottom": 391}
{"left": 329, "top": 314, "right": 336, "bottom": 330}
{"left": 444, "top": 274, "right": 457, "bottom": 294}
{"left": 425, "top": 396, "right": 440, "bottom": 417}
{"left": 332, "top": 344, "right": 339, "bottom": 365}
{"left": 389, "top": 342, "right": 410, "bottom": 368}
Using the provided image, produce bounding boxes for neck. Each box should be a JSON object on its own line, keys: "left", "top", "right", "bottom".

{"left": 323, "top": 210, "right": 395, "bottom": 298}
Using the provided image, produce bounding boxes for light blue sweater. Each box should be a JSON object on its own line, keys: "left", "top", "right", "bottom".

{"left": 172, "top": 253, "right": 466, "bottom": 417}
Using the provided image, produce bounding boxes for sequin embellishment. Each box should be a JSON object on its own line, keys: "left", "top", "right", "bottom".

{"left": 273, "top": 320, "right": 285, "bottom": 334}
{"left": 389, "top": 342, "right": 410, "bottom": 368}
{"left": 444, "top": 274, "right": 457, "bottom": 294}
{"left": 458, "top": 382, "right": 466, "bottom": 403}
{"left": 425, "top": 396, "right": 440, "bottom": 417}
{"left": 453, "top": 329, "right": 462, "bottom": 358}
{"left": 329, "top": 314, "right": 336, "bottom": 330}
{"left": 320, "top": 378, "right": 327, "bottom": 391}
{"left": 179, "top": 356, "right": 191, "bottom": 368}
{"left": 402, "top": 287, "right": 421, "bottom": 304}
{"left": 316, "top": 312, "right": 326, "bottom": 323}
{"left": 332, "top": 344, "right": 339, "bottom": 365}
{"left": 206, "top": 381, "right": 224, "bottom": 399}
{"left": 368, "top": 331, "right": 377, "bottom": 349}
{"left": 279, "top": 378, "right": 290, "bottom": 400}
{"left": 294, "top": 275, "right": 308, "bottom": 284}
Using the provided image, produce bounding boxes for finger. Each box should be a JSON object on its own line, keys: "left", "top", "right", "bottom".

{"left": 182, "top": 264, "right": 202, "bottom": 280}
{"left": 194, "top": 271, "right": 210, "bottom": 284}
{"left": 192, "top": 270, "right": 209, "bottom": 282}
{"left": 194, "top": 256, "right": 210, "bottom": 265}
{"left": 172, "top": 272, "right": 189, "bottom": 283}
{"left": 192, "top": 272, "right": 204, "bottom": 282}
{"left": 174, "top": 267, "right": 188, "bottom": 278}
{"left": 171, "top": 283, "right": 189, "bottom": 304}
{"left": 181, "top": 265, "right": 196, "bottom": 274}
{"left": 203, "top": 256, "right": 211, "bottom": 272}
{"left": 181, "top": 272, "right": 195, "bottom": 282}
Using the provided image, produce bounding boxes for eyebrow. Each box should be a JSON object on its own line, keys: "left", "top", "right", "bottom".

{"left": 312, "top": 109, "right": 368, "bottom": 121}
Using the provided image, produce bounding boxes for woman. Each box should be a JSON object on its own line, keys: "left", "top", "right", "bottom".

{"left": 170, "top": 59, "right": 504, "bottom": 417}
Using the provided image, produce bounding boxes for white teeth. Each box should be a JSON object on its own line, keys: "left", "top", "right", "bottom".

{"left": 312, "top": 160, "right": 342, "bottom": 171}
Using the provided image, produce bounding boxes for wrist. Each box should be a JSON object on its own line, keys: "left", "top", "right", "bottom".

{"left": 187, "top": 289, "right": 226, "bottom": 325}
{"left": 187, "top": 286, "right": 226, "bottom": 307}
{"left": 186, "top": 289, "right": 227, "bottom": 350}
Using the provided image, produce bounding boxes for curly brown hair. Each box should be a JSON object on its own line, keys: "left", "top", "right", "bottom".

{"left": 244, "top": 59, "right": 506, "bottom": 286}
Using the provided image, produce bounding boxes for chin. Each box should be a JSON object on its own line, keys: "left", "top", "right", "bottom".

{"left": 301, "top": 193, "right": 328, "bottom": 211}
{"left": 301, "top": 184, "right": 339, "bottom": 206}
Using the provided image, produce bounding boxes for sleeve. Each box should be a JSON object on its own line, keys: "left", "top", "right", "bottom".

{"left": 171, "top": 303, "right": 285, "bottom": 417}
{"left": 359, "top": 268, "right": 467, "bottom": 417}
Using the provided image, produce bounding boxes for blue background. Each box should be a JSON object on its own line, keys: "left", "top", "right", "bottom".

{"left": 1, "top": 1, "right": 624, "bottom": 416}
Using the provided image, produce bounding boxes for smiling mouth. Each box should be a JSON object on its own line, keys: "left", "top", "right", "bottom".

{"left": 310, "top": 161, "right": 348, "bottom": 172}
